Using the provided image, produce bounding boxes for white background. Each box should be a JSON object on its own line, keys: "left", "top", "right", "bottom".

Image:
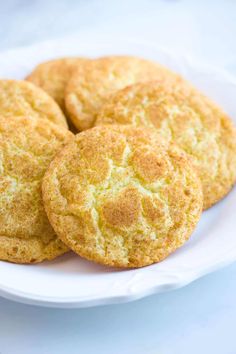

{"left": 0, "top": 1, "right": 236, "bottom": 353}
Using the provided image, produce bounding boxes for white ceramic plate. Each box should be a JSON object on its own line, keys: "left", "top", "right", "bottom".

{"left": 0, "top": 35, "right": 235, "bottom": 308}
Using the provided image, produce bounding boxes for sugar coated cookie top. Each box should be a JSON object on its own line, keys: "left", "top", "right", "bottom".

{"left": 43, "top": 125, "right": 202, "bottom": 268}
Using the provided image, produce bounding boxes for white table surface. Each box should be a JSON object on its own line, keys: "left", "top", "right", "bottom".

{"left": 0, "top": 1, "right": 236, "bottom": 353}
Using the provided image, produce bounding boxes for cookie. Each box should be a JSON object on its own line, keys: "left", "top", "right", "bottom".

{"left": 96, "top": 81, "right": 236, "bottom": 209}
{"left": 26, "top": 57, "right": 88, "bottom": 113}
{"left": 65, "top": 56, "right": 181, "bottom": 131}
{"left": 42, "top": 125, "right": 202, "bottom": 268}
{"left": 0, "top": 80, "right": 67, "bottom": 128}
{"left": 0, "top": 116, "right": 73, "bottom": 263}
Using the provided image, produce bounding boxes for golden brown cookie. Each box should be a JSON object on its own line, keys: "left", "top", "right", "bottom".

{"left": 0, "top": 80, "right": 67, "bottom": 128}
{"left": 42, "top": 125, "right": 202, "bottom": 268}
{"left": 26, "top": 57, "right": 88, "bottom": 113}
{"left": 0, "top": 116, "right": 73, "bottom": 264}
{"left": 65, "top": 56, "right": 181, "bottom": 131}
{"left": 96, "top": 81, "right": 236, "bottom": 209}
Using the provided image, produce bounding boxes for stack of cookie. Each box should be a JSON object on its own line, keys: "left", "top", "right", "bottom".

{"left": 0, "top": 55, "right": 235, "bottom": 268}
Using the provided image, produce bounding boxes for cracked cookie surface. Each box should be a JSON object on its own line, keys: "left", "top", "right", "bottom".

{"left": 0, "top": 116, "right": 72, "bottom": 263}
{"left": 42, "top": 125, "right": 202, "bottom": 268}
{"left": 96, "top": 81, "right": 236, "bottom": 209}
{"left": 0, "top": 80, "right": 67, "bottom": 128}
{"left": 26, "top": 58, "right": 88, "bottom": 113}
{"left": 65, "top": 56, "right": 181, "bottom": 131}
